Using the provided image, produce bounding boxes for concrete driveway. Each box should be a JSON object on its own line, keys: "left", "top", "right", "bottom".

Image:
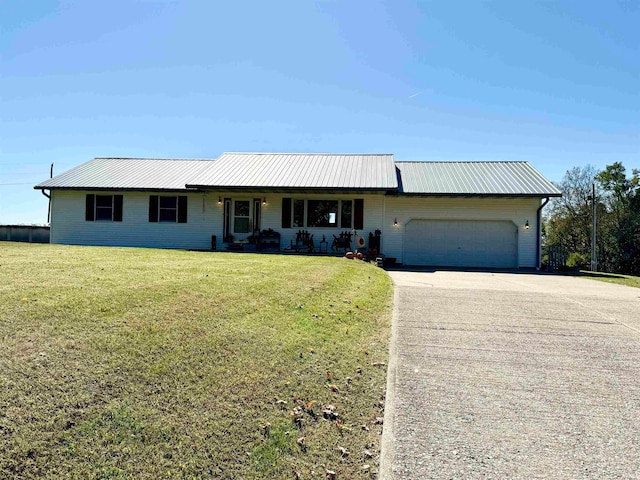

{"left": 380, "top": 271, "right": 640, "bottom": 479}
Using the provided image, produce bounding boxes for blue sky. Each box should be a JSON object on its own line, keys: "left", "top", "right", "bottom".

{"left": 1, "top": 0, "right": 638, "bottom": 224}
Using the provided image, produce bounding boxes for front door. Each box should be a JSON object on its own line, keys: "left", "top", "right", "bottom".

{"left": 232, "top": 199, "right": 252, "bottom": 240}
{"left": 223, "top": 198, "right": 262, "bottom": 243}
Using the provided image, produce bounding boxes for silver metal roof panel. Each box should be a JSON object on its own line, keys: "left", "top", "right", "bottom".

{"left": 35, "top": 158, "right": 213, "bottom": 191}
{"left": 34, "top": 155, "right": 560, "bottom": 197}
{"left": 186, "top": 152, "right": 398, "bottom": 190}
{"left": 396, "top": 161, "right": 561, "bottom": 196}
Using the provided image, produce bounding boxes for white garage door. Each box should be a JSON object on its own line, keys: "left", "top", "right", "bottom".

{"left": 404, "top": 220, "right": 517, "bottom": 268}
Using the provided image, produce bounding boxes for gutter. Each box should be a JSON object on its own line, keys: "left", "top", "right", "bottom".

{"left": 536, "top": 197, "right": 550, "bottom": 269}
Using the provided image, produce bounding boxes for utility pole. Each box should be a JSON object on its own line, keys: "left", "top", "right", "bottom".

{"left": 589, "top": 183, "right": 597, "bottom": 272}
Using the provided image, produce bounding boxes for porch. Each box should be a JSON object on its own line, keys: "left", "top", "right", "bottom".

{"left": 213, "top": 228, "right": 383, "bottom": 259}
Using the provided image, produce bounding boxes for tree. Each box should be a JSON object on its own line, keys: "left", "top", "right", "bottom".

{"left": 595, "top": 163, "right": 640, "bottom": 274}
{"left": 544, "top": 165, "right": 599, "bottom": 265}
{"left": 544, "top": 162, "right": 640, "bottom": 275}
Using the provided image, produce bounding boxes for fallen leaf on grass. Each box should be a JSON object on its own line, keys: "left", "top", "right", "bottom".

{"left": 335, "top": 420, "right": 352, "bottom": 433}
{"left": 323, "top": 404, "right": 338, "bottom": 420}
{"left": 296, "top": 437, "right": 307, "bottom": 451}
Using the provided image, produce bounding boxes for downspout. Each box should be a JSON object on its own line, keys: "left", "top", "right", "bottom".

{"left": 41, "top": 189, "right": 51, "bottom": 223}
{"left": 41, "top": 164, "right": 54, "bottom": 224}
{"left": 536, "top": 197, "right": 550, "bottom": 270}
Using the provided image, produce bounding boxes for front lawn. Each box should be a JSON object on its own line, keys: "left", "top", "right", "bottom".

{"left": 579, "top": 270, "right": 640, "bottom": 289}
{"left": 0, "top": 243, "right": 393, "bottom": 479}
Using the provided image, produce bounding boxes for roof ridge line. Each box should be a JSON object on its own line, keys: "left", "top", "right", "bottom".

{"left": 396, "top": 160, "right": 529, "bottom": 164}
{"left": 94, "top": 157, "right": 217, "bottom": 161}
{"left": 222, "top": 152, "right": 394, "bottom": 156}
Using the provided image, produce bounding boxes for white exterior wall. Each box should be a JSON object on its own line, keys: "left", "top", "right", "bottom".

{"left": 50, "top": 191, "right": 386, "bottom": 251}
{"left": 50, "top": 190, "right": 226, "bottom": 249}
{"left": 50, "top": 191, "right": 541, "bottom": 268}
{"left": 383, "top": 196, "right": 541, "bottom": 267}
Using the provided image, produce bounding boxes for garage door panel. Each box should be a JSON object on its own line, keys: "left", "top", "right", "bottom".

{"left": 405, "top": 220, "right": 517, "bottom": 268}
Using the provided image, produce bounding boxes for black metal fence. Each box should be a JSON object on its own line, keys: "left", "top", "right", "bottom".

{"left": 544, "top": 245, "right": 568, "bottom": 272}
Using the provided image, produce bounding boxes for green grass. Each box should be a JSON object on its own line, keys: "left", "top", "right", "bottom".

{"left": 0, "top": 243, "right": 393, "bottom": 479}
{"left": 578, "top": 270, "right": 640, "bottom": 289}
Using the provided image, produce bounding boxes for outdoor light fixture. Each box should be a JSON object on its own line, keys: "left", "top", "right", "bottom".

{"left": 394, "top": 218, "right": 398, "bottom": 227}
{"left": 262, "top": 197, "right": 267, "bottom": 205}
{"left": 524, "top": 220, "right": 530, "bottom": 230}
{"left": 217, "top": 196, "right": 222, "bottom": 205}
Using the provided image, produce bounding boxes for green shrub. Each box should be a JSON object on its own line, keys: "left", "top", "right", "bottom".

{"left": 567, "top": 252, "right": 588, "bottom": 268}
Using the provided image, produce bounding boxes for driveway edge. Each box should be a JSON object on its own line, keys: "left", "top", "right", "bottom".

{"left": 379, "top": 281, "right": 400, "bottom": 479}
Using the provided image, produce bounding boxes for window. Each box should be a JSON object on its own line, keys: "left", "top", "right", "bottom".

{"left": 159, "top": 196, "right": 177, "bottom": 222}
{"left": 149, "top": 195, "right": 188, "bottom": 223}
{"left": 293, "top": 199, "right": 305, "bottom": 227}
{"left": 281, "top": 198, "right": 364, "bottom": 229}
{"left": 340, "top": 200, "right": 352, "bottom": 228}
{"left": 85, "top": 194, "right": 123, "bottom": 222}
{"left": 96, "top": 195, "right": 114, "bottom": 220}
{"left": 307, "top": 200, "right": 338, "bottom": 227}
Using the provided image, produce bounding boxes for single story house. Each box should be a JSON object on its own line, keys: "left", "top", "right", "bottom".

{"left": 34, "top": 153, "right": 561, "bottom": 268}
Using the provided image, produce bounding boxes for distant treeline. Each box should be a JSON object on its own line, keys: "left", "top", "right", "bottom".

{"left": 544, "top": 162, "right": 639, "bottom": 275}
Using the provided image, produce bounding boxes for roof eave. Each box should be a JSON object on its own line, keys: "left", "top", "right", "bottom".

{"left": 185, "top": 184, "right": 396, "bottom": 193}
{"left": 394, "top": 192, "right": 562, "bottom": 198}
{"left": 34, "top": 186, "right": 203, "bottom": 192}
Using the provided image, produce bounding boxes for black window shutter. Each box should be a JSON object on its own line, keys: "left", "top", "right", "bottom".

{"left": 354, "top": 199, "right": 364, "bottom": 230}
{"left": 113, "top": 195, "right": 123, "bottom": 222}
{"left": 149, "top": 195, "right": 158, "bottom": 222}
{"left": 282, "top": 197, "right": 292, "bottom": 228}
{"left": 178, "top": 196, "right": 188, "bottom": 223}
{"left": 85, "top": 194, "right": 95, "bottom": 221}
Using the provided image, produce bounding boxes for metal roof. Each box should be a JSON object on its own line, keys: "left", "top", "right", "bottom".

{"left": 186, "top": 152, "right": 398, "bottom": 191}
{"left": 34, "top": 157, "right": 213, "bottom": 191}
{"left": 396, "top": 161, "right": 561, "bottom": 197}
{"left": 34, "top": 155, "right": 560, "bottom": 197}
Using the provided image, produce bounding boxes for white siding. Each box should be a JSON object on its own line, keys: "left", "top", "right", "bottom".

{"left": 50, "top": 191, "right": 386, "bottom": 251}
{"left": 50, "top": 191, "right": 225, "bottom": 250}
{"left": 50, "top": 191, "right": 541, "bottom": 268}
{"left": 383, "top": 196, "right": 540, "bottom": 268}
